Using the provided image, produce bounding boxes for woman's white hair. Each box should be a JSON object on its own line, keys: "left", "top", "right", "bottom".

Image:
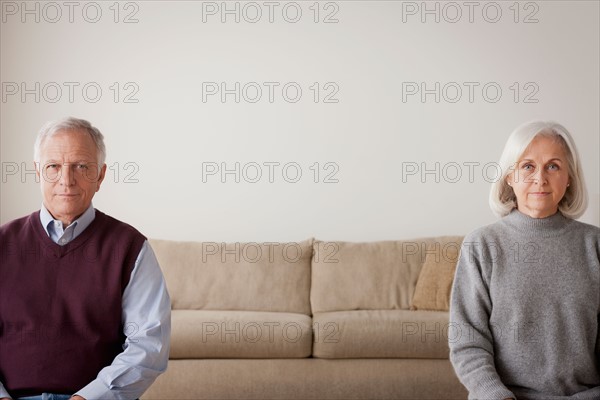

{"left": 489, "top": 120, "right": 588, "bottom": 219}
{"left": 33, "top": 117, "right": 106, "bottom": 166}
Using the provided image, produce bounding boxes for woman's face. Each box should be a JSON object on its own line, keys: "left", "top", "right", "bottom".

{"left": 507, "top": 135, "right": 570, "bottom": 219}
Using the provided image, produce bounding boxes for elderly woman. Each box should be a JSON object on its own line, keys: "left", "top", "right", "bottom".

{"left": 449, "top": 121, "right": 600, "bottom": 400}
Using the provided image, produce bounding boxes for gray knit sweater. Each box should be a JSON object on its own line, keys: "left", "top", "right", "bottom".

{"left": 449, "top": 209, "right": 600, "bottom": 400}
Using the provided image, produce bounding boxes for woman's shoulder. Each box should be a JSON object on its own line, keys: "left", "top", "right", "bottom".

{"left": 462, "top": 219, "right": 508, "bottom": 245}
{"left": 567, "top": 219, "right": 600, "bottom": 244}
{"left": 569, "top": 218, "right": 600, "bottom": 234}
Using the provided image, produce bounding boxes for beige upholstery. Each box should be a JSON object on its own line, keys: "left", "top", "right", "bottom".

{"left": 142, "top": 359, "right": 468, "bottom": 400}
{"left": 411, "top": 240, "right": 462, "bottom": 311}
{"left": 146, "top": 236, "right": 468, "bottom": 399}
{"left": 150, "top": 238, "right": 313, "bottom": 314}
{"left": 310, "top": 236, "right": 464, "bottom": 312}
{"left": 171, "top": 310, "right": 312, "bottom": 358}
{"left": 313, "top": 310, "right": 451, "bottom": 359}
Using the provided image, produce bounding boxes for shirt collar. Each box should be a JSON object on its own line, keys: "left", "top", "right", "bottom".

{"left": 40, "top": 203, "right": 96, "bottom": 238}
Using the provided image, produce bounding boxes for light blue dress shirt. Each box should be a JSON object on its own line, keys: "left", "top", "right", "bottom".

{"left": 0, "top": 204, "right": 171, "bottom": 400}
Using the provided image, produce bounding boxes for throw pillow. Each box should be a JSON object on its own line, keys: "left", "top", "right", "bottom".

{"left": 410, "top": 244, "right": 459, "bottom": 311}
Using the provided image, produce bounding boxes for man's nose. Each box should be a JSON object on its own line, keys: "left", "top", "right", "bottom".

{"left": 59, "top": 164, "right": 76, "bottom": 186}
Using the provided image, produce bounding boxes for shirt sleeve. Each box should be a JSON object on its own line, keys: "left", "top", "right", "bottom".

{"left": 75, "top": 240, "right": 171, "bottom": 400}
{"left": 448, "top": 237, "right": 515, "bottom": 400}
{"left": 0, "top": 381, "right": 11, "bottom": 399}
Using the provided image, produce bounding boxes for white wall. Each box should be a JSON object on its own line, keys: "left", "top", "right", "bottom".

{"left": 1, "top": 1, "right": 598, "bottom": 242}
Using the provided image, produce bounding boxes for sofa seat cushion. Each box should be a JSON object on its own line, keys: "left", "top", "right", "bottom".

{"left": 150, "top": 238, "right": 313, "bottom": 314}
{"left": 171, "top": 310, "right": 313, "bottom": 358}
{"left": 142, "top": 359, "right": 468, "bottom": 400}
{"left": 312, "top": 310, "right": 451, "bottom": 359}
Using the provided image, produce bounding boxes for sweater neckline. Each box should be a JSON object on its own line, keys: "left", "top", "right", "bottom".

{"left": 30, "top": 209, "right": 104, "bottom": 257}
{"left": 503, "top": 208, "right": 571, "bottom": 236}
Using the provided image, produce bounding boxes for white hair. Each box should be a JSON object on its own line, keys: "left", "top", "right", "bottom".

{"left": 33, "top": 117, "right": 106, "bottom": 166}
{"left": 489, "top": 121, "right": 588, "bottom": 219}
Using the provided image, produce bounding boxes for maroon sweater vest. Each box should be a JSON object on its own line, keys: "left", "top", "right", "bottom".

{"left": 0, "top": 210, "right": 146, "bottom": 397}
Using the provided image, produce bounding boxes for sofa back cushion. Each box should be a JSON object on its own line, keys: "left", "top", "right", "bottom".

{"left": 310, "top": 236, "right": 463, "bottom": 313}
{"left": 150, "top": 238, "right": 313, "bottom": 314}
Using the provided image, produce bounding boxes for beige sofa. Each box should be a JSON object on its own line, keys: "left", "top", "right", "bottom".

{"left": 142, "top": 237, "right": 468, "bottom": 399}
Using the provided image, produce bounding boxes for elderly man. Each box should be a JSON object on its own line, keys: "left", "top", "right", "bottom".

{"left": 0, "top": 117, "right": 171, "bottom": 400}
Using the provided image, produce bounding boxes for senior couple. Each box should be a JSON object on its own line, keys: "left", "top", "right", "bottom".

{"left": 0, "top": 117, "right": 598, "bottom": 400}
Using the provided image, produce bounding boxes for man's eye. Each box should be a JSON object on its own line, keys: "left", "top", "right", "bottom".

{"left": 46, "top": 164, "right": 59, "bottom": 169}
{"left": 76, "top": 164, "right": 89, "bottom": 169}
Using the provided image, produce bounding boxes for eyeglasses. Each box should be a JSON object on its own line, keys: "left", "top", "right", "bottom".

{"left": 40, "top": 162, "right": 100, "bottom": 183}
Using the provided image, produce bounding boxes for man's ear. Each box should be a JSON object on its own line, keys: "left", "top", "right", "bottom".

{"left": 96, "top": 163, "right": 107, "bottom": 191}
{"left": 34, "top": 161, "right": 40, "bottom": 180}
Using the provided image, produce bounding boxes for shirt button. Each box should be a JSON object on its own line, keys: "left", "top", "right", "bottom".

{"left": 59, "top": 239, "right": 66, "bottom": 245}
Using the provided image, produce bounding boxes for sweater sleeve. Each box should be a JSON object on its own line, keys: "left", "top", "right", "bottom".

{"left": 597, "top": 313, "right": 600, "bottom": 363}
{"left": 449, "top": 236, "right": 516, "bottom": 400}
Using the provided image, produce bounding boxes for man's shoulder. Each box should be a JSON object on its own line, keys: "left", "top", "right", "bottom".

{"left": 0, "top": 211, "right": 38, "bottom": 234}
{"left": 94, "top": 209, "right": 147, "bottom": 240}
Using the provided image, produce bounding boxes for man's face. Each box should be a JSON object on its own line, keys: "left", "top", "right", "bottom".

{"left": 36, "top": 129, "right": 106, "bottom": 226}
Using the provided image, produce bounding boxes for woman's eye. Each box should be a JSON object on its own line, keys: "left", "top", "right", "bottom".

{"left": 547, "top": 164, "right": 559, "bottom": 170}
{"left": 522, "top": 163, "right": 534, "bottom": 170}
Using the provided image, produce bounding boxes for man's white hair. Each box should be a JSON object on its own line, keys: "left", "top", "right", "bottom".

{"left": 34, "top": 117, "right": 106, "bottom": 166}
